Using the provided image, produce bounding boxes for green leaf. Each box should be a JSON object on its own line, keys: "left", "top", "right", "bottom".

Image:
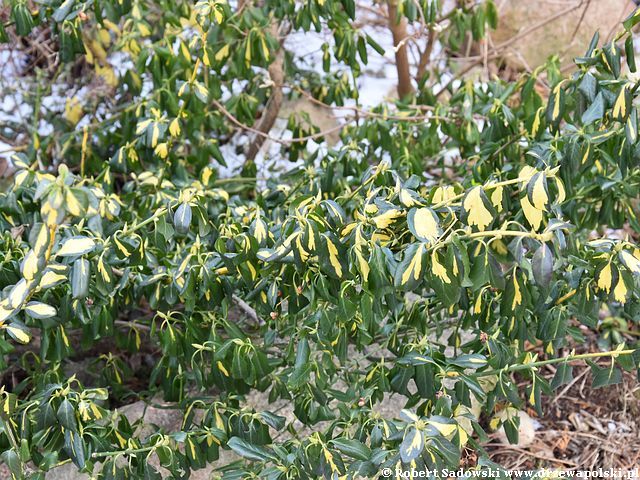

{"left": 12, "top": 2, "right": 35, "bottom": 36}
{"left": 581, "top": 91, "right": 604, "bottom": 125}
{"left": 590, "top": 364, "right": 622, "bottom": 389}
{"left": 330, "top": 438, "right": 371, "bottom": 461}
{"left": 287, "top": 363, "right": 312, "bottom": 389}
{"left": 585, "top": 31, "right": 599, "bottom": 57}
{"left": 625, "top": 36, "right": 636, "bottom": 73}
{"left": 227, "top": 437, "right": 276, "bottom": 462}
{"left": 537, "top": 309, "right": 566, "bottom": 342}
{"left": 52, "top": 0, "right": 75, "bottom": 21}
{"left": 56, "top": 399, "right": 77, "bottom": 432}
{"left": 532, "top": 243, "right": 553, "bottom": 288}
{"left": 623, "top": 6, "right": 640, "bottom": 30}
{"left": 394, "top": 243, "right": 426, "bottom": 290}
{"left": 427, "top": 435, "right": 461, "bottom": 466}
{"left": 578, "top": 72, "right": 597, "bottom": 102}
{"left": 174, "top": 203, "right": 192, "bottom": 234}
{"left": 502, "top": 412, "right": 520, "bottom": 444}
{"left": 550, "top": 362, "right": 573, "bottom": 390}
{"left": 1, "top": 449, "right": 23, "bottom": 479}
{"left": 365, "top": 34, "right": 385, "bottom": 55}
{"left": 64, "top": 430, "right": 86, "bottom": 469}
{"left": 449, "top": 354, "right": 487, "bottom": 370}
{"left": 399, "top": 427, "right": 423, "bottom": 463}
{"left": 258, "top": 411, "right": 286, "bottom": 431}
{"left": 71, "top": 258, "right": 90, "bottom": 299}
{"left": 485, "top": 0, "right": 498, "bottom": 29}
{"left": 0, "top": 21, "right": 7, "bottom": 43}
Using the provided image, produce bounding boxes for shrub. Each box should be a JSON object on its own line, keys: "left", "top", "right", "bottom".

{"left": 1, "top": 0, "right": 640, "bottom": 478}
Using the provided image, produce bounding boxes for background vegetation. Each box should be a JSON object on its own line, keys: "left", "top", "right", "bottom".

{"left": 1, "top": 0, "right": 640, "bottom": 478}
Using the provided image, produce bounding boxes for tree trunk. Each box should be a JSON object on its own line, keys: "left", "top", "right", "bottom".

{"left": 387, "top": 0, "right": 414, "bottom": 99}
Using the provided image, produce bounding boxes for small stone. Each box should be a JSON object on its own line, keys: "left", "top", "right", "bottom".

{"left": 493, "top": 408, "right": 537, "bottom": 448}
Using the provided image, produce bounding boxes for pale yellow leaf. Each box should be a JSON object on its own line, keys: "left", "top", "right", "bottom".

{"left": 597, "top": 262, "right": 613, "bottom": 293}
{"left": 530, "top": 174, "right": 549, "bottom": 211}
{"left": 411, "top": 208, "right": 439, "bottom": 243}
{"left": 490, "top": 184, "right": 503, "bottom": 212}
{"left": 5, "top": 325, "right": 30, "bottom": 344}
{"left": 56, "top": 237, "right": 96, "bottom": 257}
{"left": 463, "top": 187, "right": 493, "bottom": 231}
{"left": 372, "top": 209, "right": 402, "bottom": 229}
{"left": 613, "top": 277, "right": 627, "bottom": 303}
{"left": 520, "top": 196, "right": 543, "bottom": 231}
{"left": 431, "top": 251, "right": 451, "bottom": 284}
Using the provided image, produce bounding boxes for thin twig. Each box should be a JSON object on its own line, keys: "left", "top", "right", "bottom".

{"left": 115, "top": 319, "right": 153, "bottom": 332}
{"left": 232, "top": 294, "right": 265, "bottom": 326}
{"left": 552, "top": 366, "right": 590, "bottom": 404}
{"left": 211, "top": 98, "right": 352, "bottom": 145}
{"left": 436, "top": 1, "right": 583, "bottom": 98}
{"left": 569, "top": 0, "right": 590, "bottom": 45}
{"left": 484, "top": 443, "right": 578, "bottom": 466}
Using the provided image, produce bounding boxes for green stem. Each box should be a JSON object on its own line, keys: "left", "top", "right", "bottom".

{"left": 213, "top": 177, "right": 259, "bottom": 185}
{"left": 0, "top": 417, "right": 20, "bottom": 452}
{"left": 465, "top": 230, "right": 536, "bottom": 240}
{"left": 127, "top": 207, "right": 168, "bottom": 235}
{"left": 474, "top": 349, "right": 636, "bottom": 378}
{"left": 343, "top": 174, "right": 377, "bottom": 201}
{"left": 432, "top": 176, "right": 524, "bottom": 210}
{"left": 92, "top": 445, "right": 156, "bottom": 459}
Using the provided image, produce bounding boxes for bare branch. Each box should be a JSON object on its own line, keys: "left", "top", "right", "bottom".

{"left": 212, "top": 98, "right": 351, "bottom": 144}
{"left": 232, "top": 294, "right": 265, "bottom": 326}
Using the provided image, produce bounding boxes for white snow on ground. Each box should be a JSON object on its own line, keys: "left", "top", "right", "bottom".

{"left": 0, "top": 49, "right": 32, "bottom": 162}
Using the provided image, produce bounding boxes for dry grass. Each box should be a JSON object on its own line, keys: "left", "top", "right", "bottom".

{"left": 486, "top": 367, "right": 640, "bottom": 470}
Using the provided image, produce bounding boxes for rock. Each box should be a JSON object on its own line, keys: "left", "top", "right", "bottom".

{"left": 118, "top": 398, "right": 183, "bottom": 438}
{"left": 493, "top": 407, "right": 537, "bottom": 448}
{"left": 45, "top": 463, "right": 90, "bottom": 480}
{"left": 492, "top": 0, "right": 635, "bottom": 70}
{"left": 279, "top": 97, "right": 341, "bottom": 145}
